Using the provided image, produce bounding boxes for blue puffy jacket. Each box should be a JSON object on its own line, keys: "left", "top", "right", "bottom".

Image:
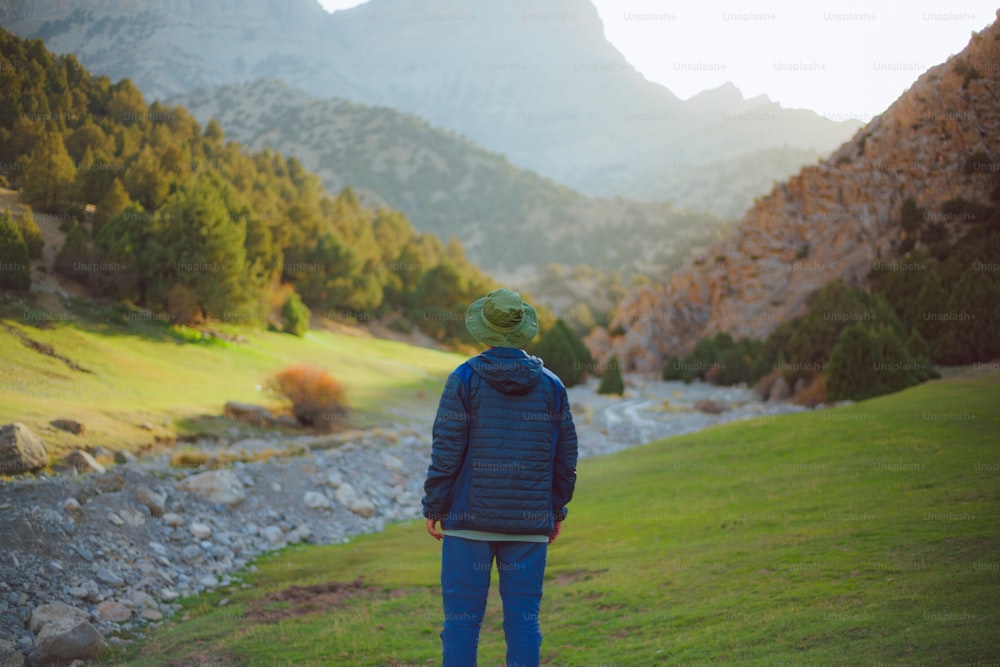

{"left": 422, "top": 347, "right": 578, "bottom": 535}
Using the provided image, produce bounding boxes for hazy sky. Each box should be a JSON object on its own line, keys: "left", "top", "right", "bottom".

{"left": 315, "top": 0, "right": 997, "bottom": 121}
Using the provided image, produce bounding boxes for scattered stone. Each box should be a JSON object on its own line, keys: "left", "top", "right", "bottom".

{"left": 334, "top": 483, "right": 376, "bottom": 518}
{"left": 134, "top": 487, "right": 166, "bottom": 517}
{"left": 60, "top": 498, "right": 82, "bottom": 518}
{"left": 162, "top": 512, "right": 184, "bottom": 527}
{"left": 68, "top": 545, "right": 93, "bottom": 563}
{"left": 28, "top": 603, "right": 89, "bottom": 634}
{"left": 94, "top": 569, "right": 124, "bottom": 589}
{"left": 198, "top": 575, "right": 219, "bottom": 589}
{"left": 286, "top": 525, "right": 312, "bottom": 544}
{"left": 107, "top": 513, "right": 124, "bottom": 526}
{"left": 63, "top": 450, "right": 105, "bottom": 475}
{"left": 66, "top": 588, "right": 88, "bottom": 600}
{"left": 138, "top": 422, "right": 154, "bottom": 431}
{"left": 693, "top": 399, "right": 727, "bottom": 414}
{"left": 261, "top": 526, "right": 284, "bottom": 545}
{"left": 158, "top": 588, "right": 179, "bottom": 603}
{"left": 114, "top": 449, "right": 138, "bottom": 464}
{"left": 180, "top": 545, "right": 202, "bottom": 564}
{"left": 189, "top": 523, "right": 212, "bottom": 540}
{"left": 139, "top": 608, "right": 163, "bottom": 621}
{"left": 95, "top": 600, "right": 131, "bottom": 623}
{"left": 381, "top": 453, "right": 404, "bottom": 473}
{"left": 128, "top": 591, "right": 157, "bottom": 611}
{"left": 223, "top": 402, "right": 272, "bottom": 427}
{"left": 269, "top": 481, "right": 281, "bottom": 492}
{"left": 0, "top": 423, "right": 49, "bottom": 474}
{"left": 176, "top": 469, "right": 246, "bottom": 506}
{"left": 27, "top": 617, "right": 105, "bottom": 667}
{"left": 326, "top": 470, "right": 344, "bottom": 488}
{"left": 0, "top": 638, "right": 23, "bottom": 667}
{"left": 303, "top": 491, "right": 331, "bottom": 510}
{"left": 50, "top": 420, "right": 85, "bottom": 436}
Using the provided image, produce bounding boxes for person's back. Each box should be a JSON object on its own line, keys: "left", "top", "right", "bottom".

{"left": 423, "top": 288, "right": 578, "bottom": 666}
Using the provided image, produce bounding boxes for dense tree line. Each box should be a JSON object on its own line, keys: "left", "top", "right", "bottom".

{"left": 663, "top": 196, "right": 1000, "bottom": 401}
{"left": 0, "top": 28, "right": 498, "bottom": 344}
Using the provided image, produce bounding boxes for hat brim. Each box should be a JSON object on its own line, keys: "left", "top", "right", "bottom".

{"left": 466, "top": 296, "right": 538, "bottom": 348}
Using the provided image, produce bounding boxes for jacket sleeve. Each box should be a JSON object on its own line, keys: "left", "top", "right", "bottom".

{"left": 422, "top": 369, "right": 469, "bottom": 521}
{"left": 551, "top": 383, "right": 578, "bottom": 522}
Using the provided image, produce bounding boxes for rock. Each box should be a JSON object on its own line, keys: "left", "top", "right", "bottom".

{"left": 176, "top": 470, "right": 246, "bottom": 506}
{"left": 94, "top": 569, "right": 125, "bottom": 589}
{"left": 693, "top": 399, "right": 727, "bottom": 415}
{"left": 60, "top": 498, "right": 82, "bottom": 518}
{"left": 27, "top": 617, "right": 104, "bottom": 666}
{"left": 189, "top": 523, "right": 212, "bottom": 540}
{"left": 381, "top": 453, "right": 404, "bottom": 473}
{"left": 128, "top": 591, "right": 157, "bottom": 611}
{"left": 0, "top": 638, "right": 23, "bottom": 667}
{"left": 113, "top": 450, "right": 138, "bottom": 464}
{"left": 326, "top": 470, "right": 343, "bottom": 488}
{"left": 140, "top": 608, "right": 163, "bottom": 621}
{"left": 95, "top": 600, "right": 131, "bottom": 623}
{"left": 28, "top": 603, "right": 89, "bottom": 634}
{"left": 303, "top": 491, "right": 330, "bottom": 510}
{"left": 769, "top": 376, "right": 792, "bottom": 402}
{"left": 107, "top": 513, "right": 124, "bottom": 526}
{"left": 261, "top": 526, "right": 284, "bottom": 545}
{"left": 198, "top": 575, "right": 219, "bottom": 588}
{"left": 228, "top": 438, "right": 273, "bottom": 456}
{"left": 286, "top": 525, "right": 312, "bottom": 544}
{"left": 334, "top": 483, "right": 376, "bottom": 518}
{"left": 50, "top": 419, "right": 85, "bottom": 436}
{"left": 134, "top": 488, "right": 166, "bottom": 517}
{"left": 0, "top": 423, "right": 49, "bottom": 474}
{"left": 223, "top": 402, "right": 272, "bottom": 427}
{"left": 180, "top": 545, "right": 202, "bottom": 563}
{"left": 162, "top": 512, "right": 184, "bottom": 527}
{"left": 66, "top": 588, "right": 88, "bottom": 600}
{"left": 158, "top": 588, "right": 179, "bottom": 603}
{"left": 62, "top": 450, "right": 105, "bottom": 475}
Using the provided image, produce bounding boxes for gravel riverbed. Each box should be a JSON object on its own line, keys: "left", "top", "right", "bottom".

{"left": 0, "top": 376, "right": 809, "bottom": 663}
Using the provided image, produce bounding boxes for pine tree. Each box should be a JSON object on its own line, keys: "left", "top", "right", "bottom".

{"left": 21, "top": 134, "right": 77, "bottom": 211}
{"left": 282, "top": 292, "right": 310, "bottom": 337}
{"left": 0, "top": 210, "right": 31, "bottom": 291}
{"left": 92, "top": 177, "right": 132, "bottom": 234}
{"left": 532, "top": 319, "right": 586, "bottom": 387}
{"left": 14, "top": 208, "right": 43, "bottom": 259}
{"left": 597, "top": 355, "right": 625, "bottom": 395}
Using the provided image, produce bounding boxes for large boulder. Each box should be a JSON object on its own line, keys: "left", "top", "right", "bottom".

{"left": 0, "top": 423, "right": 49, "bottom": 474}
{"left": 28, "top": 603, "right": 89, "bottom": 634}
{"left": 27, "top": 617, "right": 104, "bottom": 666}
{"left": 176, "top": 469, "right": 246, "bottom": 506}
{"left": 62, "top": 450, "right": 105, "bottom": 474}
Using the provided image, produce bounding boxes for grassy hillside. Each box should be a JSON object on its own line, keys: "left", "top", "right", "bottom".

{"left": 0, "top": 299, "right": 462, "bottom": 459}
{"left": 97, "top": 372, "right": 999, "bottom": 665}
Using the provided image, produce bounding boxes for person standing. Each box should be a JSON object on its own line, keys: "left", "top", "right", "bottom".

{"left": 423, "top": 288, "right": 579, "bottom": 667}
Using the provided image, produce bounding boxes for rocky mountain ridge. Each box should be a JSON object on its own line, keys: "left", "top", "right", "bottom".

{"left": 598, "top": 14, "right": 1000, "bottom": 372}
{"left": 0, "top": 0, "right": 859, "bottom": 212}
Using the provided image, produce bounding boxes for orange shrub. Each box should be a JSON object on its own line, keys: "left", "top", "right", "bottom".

{"left": 269, "top": 364, "right": 348, "bottom": 431}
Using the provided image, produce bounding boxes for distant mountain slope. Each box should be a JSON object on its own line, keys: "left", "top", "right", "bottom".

{"left": 171, "top": 79, "right": 727, "bottom": 278}
{"left": 0, "top": 0, "right": 860, "bottom": 213}
{"left": 600, "top": 14, "right": 1000, "bottom": 371}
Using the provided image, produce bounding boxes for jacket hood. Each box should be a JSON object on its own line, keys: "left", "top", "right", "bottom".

{"left": 467, "top": 347, "right": 544, "bottom": 395}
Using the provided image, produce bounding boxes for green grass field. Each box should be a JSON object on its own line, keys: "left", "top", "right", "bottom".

{"left": 0, "top": 299, "right": 462, "bottom": 458}
{"left": 94, "top": 371, "right": 1000, "bottom": 666}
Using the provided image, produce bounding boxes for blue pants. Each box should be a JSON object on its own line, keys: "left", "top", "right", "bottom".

{"left": 440, "top": 536, "right": 548, "bottom": 667}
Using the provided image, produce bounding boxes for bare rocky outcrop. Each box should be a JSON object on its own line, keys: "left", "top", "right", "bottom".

{"left": 0, "top": 423, "right": 49, "bottom": 474}
{"left": 599, "top": 14, "right": 1000, "bottom": 372}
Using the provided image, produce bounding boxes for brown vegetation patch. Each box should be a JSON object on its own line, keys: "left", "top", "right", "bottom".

{"left": 249, "top": 577, "right": 379, "bottom": 623}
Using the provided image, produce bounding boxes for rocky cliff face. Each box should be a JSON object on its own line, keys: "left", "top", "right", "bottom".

{"left": 600, "top": 13, "right": 1000, "bottom": 372}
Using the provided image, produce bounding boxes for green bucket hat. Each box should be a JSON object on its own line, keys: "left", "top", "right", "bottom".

{"left": 465, "top": 288, "right": 538, "bottom": 348}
